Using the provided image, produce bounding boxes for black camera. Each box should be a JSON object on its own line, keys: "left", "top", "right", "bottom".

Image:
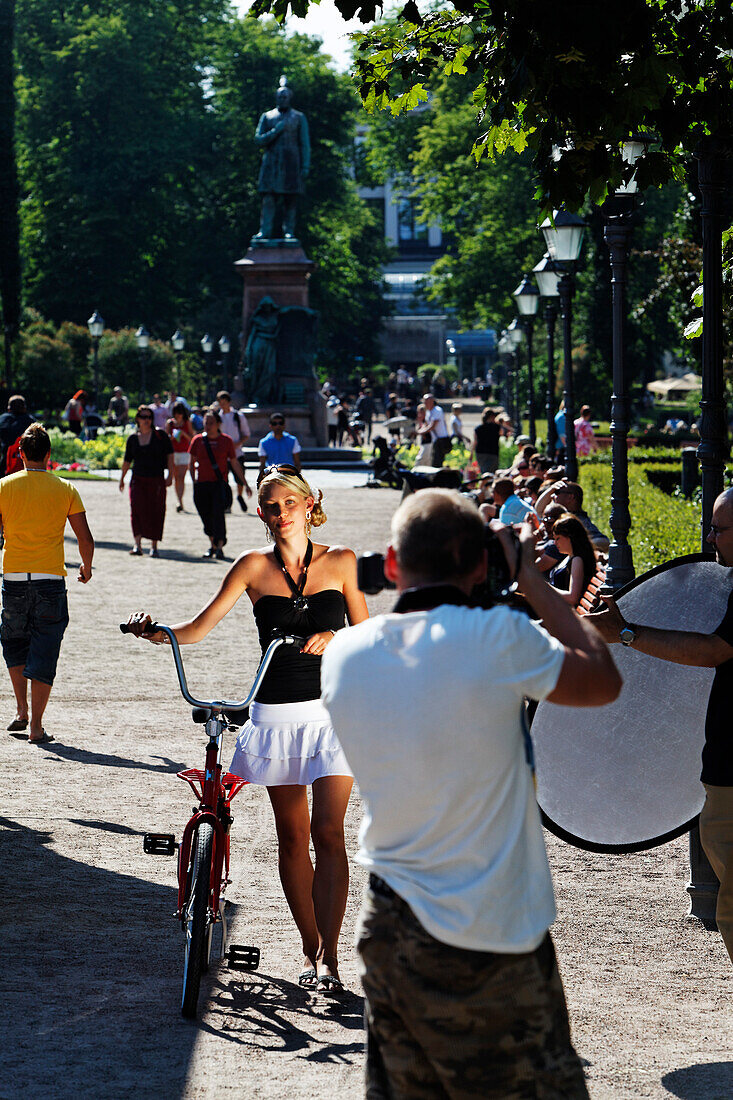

{"left": 357, "top": 525, "right": 520, "bottom": 606}
{"left": 357, "top": 552, "right": 396, "bottom": 596}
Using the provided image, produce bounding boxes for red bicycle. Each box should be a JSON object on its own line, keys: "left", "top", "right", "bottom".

{"left": 121, "top": 621, "right": 303, "bottom": 1018}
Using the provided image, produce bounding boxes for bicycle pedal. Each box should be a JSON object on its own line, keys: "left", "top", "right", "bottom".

{"left": 227, "top": 944, "right": 260, "bottom": 971}
{"left": 143, "top": 832, "right": 177, "bottom": 856}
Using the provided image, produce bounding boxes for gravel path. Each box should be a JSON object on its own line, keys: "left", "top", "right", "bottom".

{"left": 0, "top": 474, "right": 730, "bottom": 1099}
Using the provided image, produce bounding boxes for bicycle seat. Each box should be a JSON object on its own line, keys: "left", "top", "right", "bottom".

{"left": 223, "top": 706, "right": 249, "bottom": 727}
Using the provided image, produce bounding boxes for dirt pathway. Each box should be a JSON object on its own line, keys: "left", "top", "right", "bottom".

{"left": 0, "top": 475, "right": 730, "bottom": 1099}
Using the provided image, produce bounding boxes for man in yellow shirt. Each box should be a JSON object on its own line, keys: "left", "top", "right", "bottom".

{"left": 0, "top": 424, "right": 94, "bottom": 743}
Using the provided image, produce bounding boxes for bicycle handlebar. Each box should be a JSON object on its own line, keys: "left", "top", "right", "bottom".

{"left": 120, "top": 622, "right": 306, "bottom": 711}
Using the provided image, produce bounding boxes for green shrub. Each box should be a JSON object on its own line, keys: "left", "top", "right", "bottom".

{"left": 581, "top": 460, "right": 702, "bottom": 573}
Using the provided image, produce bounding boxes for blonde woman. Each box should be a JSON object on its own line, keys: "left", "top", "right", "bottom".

{"left": 127, "top": 464, "right": 367, "bottom": 994}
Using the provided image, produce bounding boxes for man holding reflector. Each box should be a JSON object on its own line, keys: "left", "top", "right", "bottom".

{"left": 588, "top": 486, "right": 733, "bottom": 967}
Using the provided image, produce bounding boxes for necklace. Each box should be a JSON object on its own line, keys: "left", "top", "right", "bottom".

{"left": 273, "top": 539, "right": 313, "bottom": 611}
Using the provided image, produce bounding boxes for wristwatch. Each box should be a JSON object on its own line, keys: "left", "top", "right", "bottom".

{"left": 619, "top": 622, "right": 637, "bottom": 647}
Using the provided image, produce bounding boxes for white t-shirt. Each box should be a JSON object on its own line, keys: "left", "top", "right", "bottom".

{"left": 220, "top": 409, "right": 250, "bottom": 452}
{"left": 425, "top": 404, "right": 449, "bottom": 439}
{"left": 321, "top": 602, "right": 565, "bottom": 953}
{"left": 151, "top": 404, "right": 170, "bottom": 430}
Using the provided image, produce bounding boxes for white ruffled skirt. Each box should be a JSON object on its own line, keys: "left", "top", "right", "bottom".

{"left": 229, "top": 699, "right": 353, "bottom": 787}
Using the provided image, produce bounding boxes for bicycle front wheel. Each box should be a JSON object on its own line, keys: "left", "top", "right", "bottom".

{"left": 181, "top": 822, "right": 214, "bottom": 1018}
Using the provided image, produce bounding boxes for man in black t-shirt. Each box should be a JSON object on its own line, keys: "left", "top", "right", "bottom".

{"left": 0, "top": 395, "right": 35, "bottom": 477}
{"left": 589, "top": 486, "right": 733, "bottom": 966}
{"left": 470, "top": 407, "right": 501, "bottom": 473}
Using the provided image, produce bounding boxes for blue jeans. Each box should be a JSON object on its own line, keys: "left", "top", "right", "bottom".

{"left": 1, "top": 579, "right": 69, "bottom": 685}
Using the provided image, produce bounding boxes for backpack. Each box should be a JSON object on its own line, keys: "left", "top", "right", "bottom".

{"left": 4, "top": 436, "right": 24, "bottom": 476}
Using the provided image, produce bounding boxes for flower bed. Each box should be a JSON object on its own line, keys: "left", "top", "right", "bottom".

{"left": 46, "top": 427, "right": 130, "bottom": 470}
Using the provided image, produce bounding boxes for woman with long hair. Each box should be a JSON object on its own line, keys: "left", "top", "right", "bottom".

{"left": 119, "top": 405, "right": 174, "bottom": 557}
{"left": 166, "top": 402, "right": 195, "bottom": 512}
{"left": 127, "top": 465, "right": 368, "bottom": 993}
{"left": 548, "top": 512, "right": 597, "bottom": 607}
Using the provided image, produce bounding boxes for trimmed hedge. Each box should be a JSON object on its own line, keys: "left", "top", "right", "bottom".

{"left": 581, "top": 460, "right": 702, "bottom": 573}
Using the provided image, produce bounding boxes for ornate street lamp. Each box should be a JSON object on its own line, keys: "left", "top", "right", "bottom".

{"left": 513, "top": 275, "right": 540, "bottom": 445}
{"left": 87, "top": 310, "right": 104, "bottom": 409}
{"left": 200, "top": 333, "right": 214, "bottom": 404}
{"left": 600, "top": 135, "right": 653, "bottom": 595}
{"left": 533, "top": 254, "right": 561, "bottom": 458}
{"left": 135, "top": 325, "right": 150, "bottom": 404}
{"left": 505, "top": 320, "right": 523, "bottom": 436}
{"left": 497, "top": 331, "right": 515, "bottom": 429}
{"left": 688, "top": 136, "right": 732, "bottom": 927}
{"left": 540, "top": 208, "right": 587, "bottom": 479}
{"left": 218, "top": 334, "right": 231, "bottom": 392}
{"left": 171, "top": 329, "right": 185, "bottom": 395}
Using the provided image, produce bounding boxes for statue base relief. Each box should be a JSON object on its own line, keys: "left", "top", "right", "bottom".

{"left": 234, "top": 241, "right": 326, "bottom": 447}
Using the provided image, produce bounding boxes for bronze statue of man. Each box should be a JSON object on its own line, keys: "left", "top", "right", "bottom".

{"left": 253, "top": 77, "right": 310, "bottom": 242}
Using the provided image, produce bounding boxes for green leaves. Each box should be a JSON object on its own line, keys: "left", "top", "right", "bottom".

{"left": 345, "top": 0, "right": 733, "bottom": 212}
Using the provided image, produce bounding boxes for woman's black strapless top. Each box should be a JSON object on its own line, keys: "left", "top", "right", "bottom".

{"left": 253, "top": 589, "right": 346, "bottom": 703}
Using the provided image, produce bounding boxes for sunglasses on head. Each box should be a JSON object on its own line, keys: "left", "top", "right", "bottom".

{"left": 263, "top": 463, "right": 304, "bottom": 480}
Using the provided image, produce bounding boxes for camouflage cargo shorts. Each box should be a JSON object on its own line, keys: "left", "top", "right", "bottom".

{"left": 356, "top": 875, "right": 589, "bottom": 1100}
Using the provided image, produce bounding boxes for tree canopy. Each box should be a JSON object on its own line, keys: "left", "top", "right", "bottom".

{"left": 7, "top": 2, "right": 387, "bottom": 376}
{"left": 252, "top": 0, "right": 733, "bottom": 210}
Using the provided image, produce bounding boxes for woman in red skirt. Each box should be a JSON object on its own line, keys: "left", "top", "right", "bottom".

{"left": 119, "top": 405, "right": 174, "bottom": 557}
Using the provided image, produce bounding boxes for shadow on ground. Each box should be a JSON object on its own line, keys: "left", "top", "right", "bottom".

{"left": 662, "top": 1062, "right": 733, "bottom": 1098}
{"left": 39, "top": 741, "right": 187, "bottom": 774}
{"left": 0, "top": 816, "right": 360, "bottom": 1098}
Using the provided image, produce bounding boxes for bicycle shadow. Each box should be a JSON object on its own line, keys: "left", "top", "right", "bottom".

{"left": 202, "top": 969, "right": 364, "bottom": 1063}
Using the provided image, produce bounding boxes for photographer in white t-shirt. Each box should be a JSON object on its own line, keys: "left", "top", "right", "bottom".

{"left": 321, "top": 489, "right": 621, "bottom": 1099}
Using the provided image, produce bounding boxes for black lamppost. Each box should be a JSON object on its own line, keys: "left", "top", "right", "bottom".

{"left": 87, "top": 310, "right": 104, "bottom": 410}
{"left": 688, "top": 136, "right": 731, "bottom": 928}
{"left": 600, "top": 135, "right": 650, "bottom": 594}
{"left": 533, "top": 254, "right": 561, "bottom": 458}
{"left": 540, "top": 209, "right": 587, "bottom": 480}
{"left": 135, "top": 325, "right": 150, "bottom": 404}
{"left": 506, "top": 320, "right": 524, "bottom": 437}
{"left": 497, "top": 331, "right": 514, "bottom": 427}
{"left": 513, "top": 275, "right": 540, "bottom": 445}
{"left": 171, "top": 329, "right": 185, "bottom": 395}
{"left": 200, "top": 333, "right": 214, "bottom": 404}
{"left": 218, "top": 334, "right": 231, "bottom": 393}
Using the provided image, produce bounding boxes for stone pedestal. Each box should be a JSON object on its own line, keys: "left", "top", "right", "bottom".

{"left": 235, "top": 243, "right": 315, "bottom": 342}
{"left": 235, "top": 241, "right": 325, "bottom": 446}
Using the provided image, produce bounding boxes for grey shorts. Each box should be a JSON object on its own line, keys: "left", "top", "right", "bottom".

{"left": 357, "top": 875, "right": 589, "bottom": 1100}
{"left": 1, "top": 579, "right": 69, "bottom": 685}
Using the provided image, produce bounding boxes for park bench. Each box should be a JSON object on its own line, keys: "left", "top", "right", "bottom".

{"left": 577, "top": 555, "right": 608, "bottom": 617}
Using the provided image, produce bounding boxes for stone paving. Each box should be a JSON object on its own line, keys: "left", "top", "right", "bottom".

{"left": 0, "top": 470, "right": 730, "bottom": 1099}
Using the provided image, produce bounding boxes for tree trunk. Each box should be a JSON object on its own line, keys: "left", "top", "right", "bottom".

{"left": 0, "top": 0, "right": 21, "bottom": 390}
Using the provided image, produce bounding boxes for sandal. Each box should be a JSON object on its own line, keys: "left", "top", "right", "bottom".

{"left": 129, "top": 546, "right": 143, "bottom": 556}
{"left": 316, "top": 974, "right": 345, "bottom": 997}
{"left": 316, "top": 955, "right": 345, "bottom": 996}
{"left": 7, "top": 717, "right": 28, "bottom": 732}
{"left": 28, "top": 730, "right": 54, "bottom": 744}
{"left": 298, "top": 967, "right": 317, "bottom": 989}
